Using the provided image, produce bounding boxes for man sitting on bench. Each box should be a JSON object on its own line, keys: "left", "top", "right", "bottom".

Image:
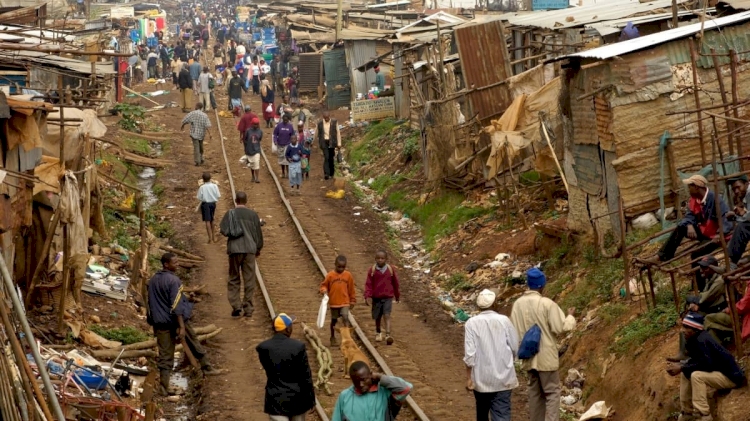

{"left": 646, "top": 174, "right": 733, "bottom": 290}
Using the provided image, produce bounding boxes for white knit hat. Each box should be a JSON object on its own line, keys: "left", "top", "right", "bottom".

{"left": 476, "top": 289, "right": 496, "bottom": 309}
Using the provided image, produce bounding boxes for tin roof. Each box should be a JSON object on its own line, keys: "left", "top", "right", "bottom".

{"left": 505, "top": 0, "right": 687, "bottom": 29}
{"left": 0, "top": 50, "right": 116, "bottom": 75}
{"left": 586, "top": 8, "right": 715, "bottom": 36}
{"left": 550, "top": 10, "right": 750, "bottom": 62}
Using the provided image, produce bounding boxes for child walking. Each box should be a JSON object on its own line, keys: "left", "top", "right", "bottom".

{"left": 196, "top": 172, "right": 221, "bottom": 243}
{"left": 285, "top": 133, "right": 304, "bottom": 194}
{"left": 320, "top": 255, "right": 356, "bottom": 346}
{"left": 364, "top": 250, "right": 400, "bottom": 345}
{"left": 297, "top": 121, "right": 311, "bottom": 180}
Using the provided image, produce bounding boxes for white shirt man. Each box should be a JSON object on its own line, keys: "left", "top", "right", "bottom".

{"left": 464, "top": 289, "right": 519, "bottom": 421}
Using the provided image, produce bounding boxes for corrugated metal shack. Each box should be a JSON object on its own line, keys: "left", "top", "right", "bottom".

{"left": 553, "top": 11, "right": 750, "bottom": 238}
{"left": 503, "top": 0, "right": 706, "bottom": 76}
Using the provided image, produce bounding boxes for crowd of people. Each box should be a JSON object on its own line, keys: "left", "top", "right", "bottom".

{"left": 146, "top": 2, "right": 750, "bottom": 421}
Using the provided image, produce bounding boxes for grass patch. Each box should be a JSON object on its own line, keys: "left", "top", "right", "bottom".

{"left": 611, "top": 301, "right": 678, "bottom": 354}
{"left": 544, "top": 274, "right": 571, "bottom": 299}
{"left": 123, "top": 137, "right": 152, "bottom": 156}
{"left": 364, "top": 119, "right": 398, "bottom": 142}
{"left": 370, "top": 174, "right": 404, "bottom": 195}
{"left": 444, "top": 273, "right": 473, "bottom": 291}
{"left": 600, "top": 303, "right": 628, "bottom": 324}
{"left": 386, "top": 190, "right": 493, "bottom": 250}
{"left": 559, "top": 254, "right": 624, "bottom": 313}
{"left": 402, "top": 132, "right": 419, "bottom": 159}
{"left": 89, "top": 325, "right": 150, "bottom": 345}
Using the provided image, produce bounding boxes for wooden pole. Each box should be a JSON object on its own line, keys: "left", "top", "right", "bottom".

{"left": 689, "top": 39, "right": 707, "bottom": 166}
{"left": 541, "top": 119, "right": 569, "bottom": 194}
{"left": 729, "top": 50, "right": 744, "bottom": 169}
{"left": 505, "top": 148, "right": 528, "bottom": 230}
{"left": 664, "top": 138, "right": 683, "bottom": 219}
{"left": 646, "top": 266, "right": 657, "bottom": 309}
{"left": 0, "top": 298, "right": 54, "bottom": 421}
{"left": 436, "top": 19, "right": 447, "bottom": 96}
{"left": 710, "top": 48, "right": 735, "bottom": 155}
{"left": 671, "top": 0, "right": 678, "bottom": 28}
{"left": 619, "top": 198, "right": 631, "bottom": 300}
{"left": 57, "top": 224, "right": 69, "bottom": 333}
{"left": 711, "top": 131, "right": 744, "bottom": 355}
{"left": 335, "top": 0, "right": 343, "bottom": 41}
{"left": 669, "top": 272, "right": 680, "bottom": 314}
{"left": 25, "top": 207, "right": 61, "bottom": 308}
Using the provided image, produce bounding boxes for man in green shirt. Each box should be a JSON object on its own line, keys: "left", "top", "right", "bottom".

{"left": 373, "top": 65, "right": 385, "bottom": 92}
{"left": 332, "top": 362, "right": 412, "bottom": 421}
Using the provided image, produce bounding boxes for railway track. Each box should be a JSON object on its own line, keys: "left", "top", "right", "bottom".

{"left": 197, "top": 45, "right": 471, "bottom": 421}
{"left": 209, "top": 99, "right": 433, "bottom": 420}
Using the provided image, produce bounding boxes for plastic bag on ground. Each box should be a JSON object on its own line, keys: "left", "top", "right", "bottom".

{"left": 579, "top": 401, "right": 611, "bottom": 421}
{"left": 317, "top": 294, "right": 329, "bottom": 329}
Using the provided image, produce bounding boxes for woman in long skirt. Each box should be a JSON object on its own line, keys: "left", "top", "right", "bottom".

{"left": 260, "top": 78, "right": 275, "bottom": 128}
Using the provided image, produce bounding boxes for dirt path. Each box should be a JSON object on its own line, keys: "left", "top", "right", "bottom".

{"left": 150, "top": 78, "right": 528, "bottom": 419}
{"left": 154, "top": 96, "right": 269, "bottom": 421}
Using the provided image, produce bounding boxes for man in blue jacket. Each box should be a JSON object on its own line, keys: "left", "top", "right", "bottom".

{"left": 147, "top": 253, "right": 220, "bottom": 394}
{"left": 667, "top": 312, "right": 745, "bottom": 421}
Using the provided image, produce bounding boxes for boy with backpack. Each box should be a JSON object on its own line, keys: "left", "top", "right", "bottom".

{"left": 510, "top": 268, "right": 576, "bottom": 421}
{"left": 364, "top": 250, "right": 400, "bottom": 345}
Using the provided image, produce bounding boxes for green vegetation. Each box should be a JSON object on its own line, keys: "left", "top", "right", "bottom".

{"left": 123, "top": 137, "right": 152, "bottom": 156}
{"left": 444, "top": 273, "right": 473, "bottom": 291}
{"left": 600, "top": 303, "right": 628, "bottom": 325}
{"left": 370, "top": 174, "right": 404, "bottom": 195}
{"left": 90, "top": 325, "right": 150, "bottom": 345}
{"left": 544, "top": 274, "right": 572, "bottom": 299}
{"left": 556, "top": 246, "right": 624, "bottom": 313}
{"left": 386, "top": 190, "right": 494, "bottom": 250}
{"left": 364, "top": 118, "right": 398, "bottom": 142}
{"left": 113, "top": 103, "right": 147, "bottom": 132}
{"left": 611, "top": 301, "right": 678, "bottom": 354}
{"left": 402, "top": 132, "right": 420, "bottom": 159}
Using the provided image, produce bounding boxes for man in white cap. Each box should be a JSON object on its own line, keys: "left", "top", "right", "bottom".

{"left": 646, "top": 174, "right": 733, "bottom": 290}
{"left": 464, "top": 289, "right": 519, "bottom": 421}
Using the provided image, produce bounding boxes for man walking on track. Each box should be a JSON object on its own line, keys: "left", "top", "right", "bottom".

{"left": 256, "top": 313, "right": 316, "bottom": 421}
{"left": 147, "top": 253, "right": 220, "bottom": 395}
{"left": 181, "top": 102, "right": 212, "bottom": 166}
{"left": 219, "top": 192, "right": 264, "bottom": 318}
{"left": 316, "top": 111, "right": 341, "bottom": 180}
{"left": 178, "top": 63, "right": 193, "bottom": 112}
{"left": 510, "top": 268, "right": 576, "bottom": 421}
{"left": 465, "top": 289, "right": 519, "bottom": 421}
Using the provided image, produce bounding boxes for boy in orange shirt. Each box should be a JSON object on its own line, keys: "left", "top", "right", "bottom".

{"left": 320, "top": 255, "right": 356, "bottom": 345}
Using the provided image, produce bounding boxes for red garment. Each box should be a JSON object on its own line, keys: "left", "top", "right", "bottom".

{"left": 364, "top": 264, "right": 400, "bottom": 300}
{"left": 237, "top": 111, "right": 259, "bottom": 135}
{"left": 262, "top": 102, "right": 274, "bottom": 120}
{"left": 687, "top": 197, "right": 719, "bottom": 238}
{"left": 320, "top": 270, "right": 356, "bottom": 308}
{"left": 735, "top": 281, "right": 750, "bottom": 340}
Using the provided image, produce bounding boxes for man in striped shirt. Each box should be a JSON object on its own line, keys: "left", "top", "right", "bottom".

{"left": 181, "top": 102, "right": 213, "bottom": 166}
{"left": 464, "top": 289, "right": 519, "bottom": 421}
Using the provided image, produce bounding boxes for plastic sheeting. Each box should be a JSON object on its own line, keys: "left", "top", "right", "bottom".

{"left": 45, "top": 108, "right": 107, "bottom": 163}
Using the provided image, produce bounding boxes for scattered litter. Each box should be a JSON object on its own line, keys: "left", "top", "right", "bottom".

{"left": 579, "top": 401, "right": 611, "bottom": 421}
{"left": 632, "top": 213, "right": 658, "bottom": 230}
{"left": 325, "top": 190, "right": 345, "bottom": 199}
{"left": 353, "top": 212, "right": 361, "bottom": 216}
{"left": 494, "top": 253, "right": 511, "bottom": 261}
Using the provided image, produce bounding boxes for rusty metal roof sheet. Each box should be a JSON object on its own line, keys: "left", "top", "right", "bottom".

{"left": 551, "top": 10, "right": 750, "bottom": 62}
{"left": 506, "top": 0, "right": 686, "bottom": 30}
{"left": 455, "top": 19, "right": 512, "bottom": 121}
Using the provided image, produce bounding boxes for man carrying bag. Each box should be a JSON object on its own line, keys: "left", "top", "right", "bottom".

{"left": 510, "top": 268, "right": 576, "bottom": 421}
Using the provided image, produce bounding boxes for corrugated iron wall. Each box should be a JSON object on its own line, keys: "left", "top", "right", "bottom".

{"left": 298, "top": 52, "right": 321, "bottom": 93}
{"left": 323, "top": 49, "right": 350, "bottom": 109}
{"left": 345, "top": 40, "right": 377, "bottom": 101}
{"left": 454, "top": 20, "right": 513, "bottom": 122}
